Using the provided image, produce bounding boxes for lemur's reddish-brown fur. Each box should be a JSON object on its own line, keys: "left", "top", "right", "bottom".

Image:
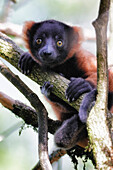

{"left": 22, "top": 21, "right": 35, "bottom": 53}
{"left": 22, "top": 21, "right": 113, "bottom": 148}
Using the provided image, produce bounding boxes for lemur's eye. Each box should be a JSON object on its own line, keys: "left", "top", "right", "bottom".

{"left": 57, "top": 40, "right": 63, "bottom": 47}
{"left": 36, "top": 39, "right": 42, "bottom": 45}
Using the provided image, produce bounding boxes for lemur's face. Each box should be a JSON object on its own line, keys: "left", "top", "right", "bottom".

{"left": 24, "top": 20, "right": 78, "bottom": 68}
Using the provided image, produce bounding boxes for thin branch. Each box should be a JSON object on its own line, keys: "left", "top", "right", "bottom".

{"left": 0, "top": 59, "right": 52, "bottom": 170}
{"left": 38, "top": 109, "right": 52, "bottom": 170}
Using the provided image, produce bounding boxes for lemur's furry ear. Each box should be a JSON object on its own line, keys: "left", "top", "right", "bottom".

{"left": 64, "top": 26, "right": 84, "bottom": 61}
{"left": 73, "top": 26, "right": 84, "bottom": 44}
{"left": 22, "top": 21, "right": 35, "bottom": 50}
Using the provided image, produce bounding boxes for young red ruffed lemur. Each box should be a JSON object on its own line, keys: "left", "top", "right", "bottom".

{"left": 18, "top": 20, "right": 113, "bottom": 149}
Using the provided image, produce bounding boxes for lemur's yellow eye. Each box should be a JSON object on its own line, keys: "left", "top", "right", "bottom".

{"left": 36, "top": 39, "right": 42, "bottom": 45}
{"left": 57, "top": 40, "right": 63, "bottom": 47}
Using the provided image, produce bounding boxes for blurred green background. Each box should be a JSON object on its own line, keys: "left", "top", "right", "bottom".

{"left": 0, "top": 0, "right": 99, "bottom": 169}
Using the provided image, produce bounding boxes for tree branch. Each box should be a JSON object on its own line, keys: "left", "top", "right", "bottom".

{"left": 87, "top": 0, "right": 113, "bottom": 169}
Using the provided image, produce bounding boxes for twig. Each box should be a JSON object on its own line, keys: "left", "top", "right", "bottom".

{"left": 38, "top": 108, "right": 52, "bottom": 170}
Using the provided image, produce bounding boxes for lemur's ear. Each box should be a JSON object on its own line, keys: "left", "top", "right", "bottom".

{"left": 22, "top": 21, "right": 35, "bottom": 50}
{"left": 72, "top": 26, "right": 84, "bottom": 44}
{"left": 64, "top": 26, "right": 84, "bottom": 61}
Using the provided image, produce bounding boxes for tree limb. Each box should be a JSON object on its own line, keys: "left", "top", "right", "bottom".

{"left": 87, "top": 0, "right": 113, "bottom": 169}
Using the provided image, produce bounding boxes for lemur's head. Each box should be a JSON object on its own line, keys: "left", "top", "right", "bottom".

{"left": 23, "top": 20, "right": 83, "bottom": 67}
